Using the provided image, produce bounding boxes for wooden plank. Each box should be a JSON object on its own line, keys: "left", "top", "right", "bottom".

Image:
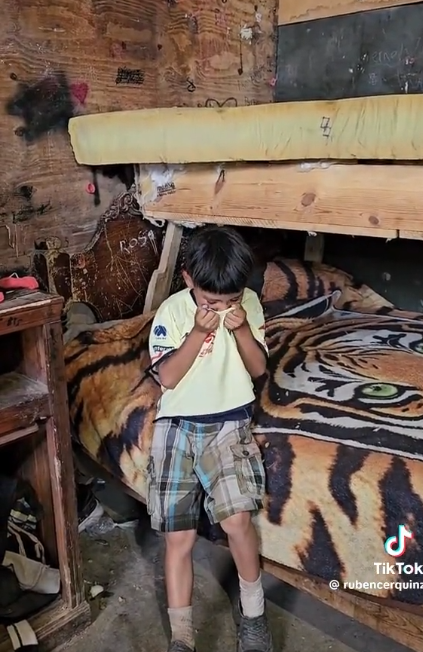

{"left": 145, "top": 212, "right": 398, "bottom": 238}
{"left": 276, "top": 4, "right": 423, "bottom": 101}
{"left": 141, "top": 163, "right": 423, "bottom": 238}
{"left": 0, "top": 372, "right": 50, "bottom": 436}
{"left": 400, "top": 231, "right": 423, "bottom": 240}
{"left": 0, "top": 0, "right": 276, "bottom": 272}
{"left": 45, "top": 320, "right": 85, "bottom": 607}
{"left": 143, "top": 223, "right": 183, "bottom": 313}
{"left": 278, "top": 0, "right": 422, "bottom": 25}
{"left": 0, "top": 600, "right": 91, "bottom": 652}
{"left": 262, "top": 559, "right": 423, "bottom": 652}
{"left": 304, "top": 233, "right": 325, "bottom": 262}
{"left": 69, "top": 94, "right": 423, "bottom": 165}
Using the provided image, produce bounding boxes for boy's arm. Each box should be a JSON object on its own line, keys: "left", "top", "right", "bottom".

{"left": 233, "top": 324, "right": 267, "bottom": 379}
{"left": 148, "top": 304, "right": 208, "bottom": 390}
{"left": 228, "top": 293, "right": 268, "bottom": 379}
{"left": 157, "top": 329, "right": 206, "bottom": 389}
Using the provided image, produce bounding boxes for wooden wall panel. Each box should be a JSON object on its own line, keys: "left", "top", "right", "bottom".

{"left": 278, "top": 0, "right": 422, "bottom": 24}
{"left": 0, "top": 0, "right": 277, "bottom": 274}
{"left": 275, "top": 4, "right": 423, "bottom": 102}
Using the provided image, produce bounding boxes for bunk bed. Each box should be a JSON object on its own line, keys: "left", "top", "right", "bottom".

{"left": 65, "top": 96, "right": 423, "bottom": 652}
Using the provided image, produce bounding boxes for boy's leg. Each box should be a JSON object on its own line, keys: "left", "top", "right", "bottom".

{"left": 166, "top": 529, "right": 197, "bottom": 652}
{"left": 147, "top": 419, "right": 203, "bottom": 652}
{"left": 196, "top": 419, "right": 272, "bottom": 652}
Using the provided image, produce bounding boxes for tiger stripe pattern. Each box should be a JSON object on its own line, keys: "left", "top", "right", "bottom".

{"left": 65, "top": 258, "right": 423, "bottom": 605}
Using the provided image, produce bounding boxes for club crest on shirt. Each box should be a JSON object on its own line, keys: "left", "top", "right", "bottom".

{"left": 153, "top": 325, "right": 167, "bottom": 338}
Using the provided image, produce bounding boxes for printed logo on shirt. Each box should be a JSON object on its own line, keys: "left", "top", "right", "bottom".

{"left": 199, "top": 330, "right": 216, "bottom": 357}
{"left": 152, "top": 345, "right": 174, "bottom": 353}
{"left": 153, "top": 324, "right": 167, "bottom": 338}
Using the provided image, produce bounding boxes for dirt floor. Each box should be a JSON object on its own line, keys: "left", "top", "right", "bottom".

{"left": 60, "top": 507, "right": 411, "bottom": 652}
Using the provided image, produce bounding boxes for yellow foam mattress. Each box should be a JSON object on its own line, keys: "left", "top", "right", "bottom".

{"left": 68, "top": 95, "right": 423, "bottom": 165}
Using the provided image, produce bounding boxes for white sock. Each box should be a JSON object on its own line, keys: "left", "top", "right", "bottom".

{"left": 168, "top": 606, "right": 195, "bottom": 649}
{"left": 239, "top": 573, "right": 265, "bottom": 618}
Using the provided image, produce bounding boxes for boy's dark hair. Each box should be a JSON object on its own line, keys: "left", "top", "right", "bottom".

{"left": 184, "top": 225, "right": 254, "bottom": 294}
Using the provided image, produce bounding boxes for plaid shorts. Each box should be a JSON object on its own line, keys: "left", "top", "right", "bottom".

{"left": 146, "top": 417, "right": 266, "bottom": 532}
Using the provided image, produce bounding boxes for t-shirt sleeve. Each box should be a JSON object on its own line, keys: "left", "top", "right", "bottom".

{"left": 148, "top": 303, "right": 180, "bottom": 381}
{"left": 244, "top": 292, "right": 269, "bottom": 356}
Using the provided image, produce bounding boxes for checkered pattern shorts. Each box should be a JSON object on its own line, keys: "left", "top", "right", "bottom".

{"left": 146, "top": 417, "right": 266, "bottom": 532}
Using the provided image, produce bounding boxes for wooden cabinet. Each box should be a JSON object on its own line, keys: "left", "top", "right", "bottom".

{"left": 0, "top": 291, "right": 90, "bottom": 651}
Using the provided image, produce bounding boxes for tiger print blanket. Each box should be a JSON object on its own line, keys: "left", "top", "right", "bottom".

{"left": 65, "top": 258, "right": 423, "bottom": 606}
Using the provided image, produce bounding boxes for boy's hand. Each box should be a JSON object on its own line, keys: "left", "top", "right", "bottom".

{"left": 224, "top": 305, "right": 247, "bottom": 331}
{"left": 194, "top": 307, "right": 220, "bottom": 334}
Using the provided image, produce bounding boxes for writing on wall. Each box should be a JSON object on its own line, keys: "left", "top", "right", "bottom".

{"left": 115, "top": 68, "right": 145, "bottom": 85}
{"left": 119, "top": 230, "right": 157, "bottom": 255}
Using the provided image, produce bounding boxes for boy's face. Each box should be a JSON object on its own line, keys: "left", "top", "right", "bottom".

{"left": 183, "top": 271, "right": 243, "bottom": 312}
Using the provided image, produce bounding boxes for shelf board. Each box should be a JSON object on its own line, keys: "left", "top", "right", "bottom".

{"left": 0, "top": 598, "right": 91, "bottom": 652}
{"left": 0, "top": 290, "right": 63, "bottom": 335}
{"left": 0, "top": 372, "right": 50, "bottom": 437}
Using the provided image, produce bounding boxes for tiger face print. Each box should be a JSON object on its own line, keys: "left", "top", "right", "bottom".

{"left": 254, "top": 305, "right": 423, "bottom": 606}
{"left": 257, "top": 312, "right": 423, "bottom": 455}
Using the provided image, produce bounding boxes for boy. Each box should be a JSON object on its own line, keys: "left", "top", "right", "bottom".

{"left": 147, "top": 225, "right": 273, "bottom": 652}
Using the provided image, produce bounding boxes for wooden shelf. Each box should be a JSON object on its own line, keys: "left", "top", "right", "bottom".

{"left": 0, "top": 372, "right": 50, "bottom": 437}
{"left": 0, "top": 290, "right": 89, "bottom": 649}
{"left": 0, "top": 290, "right": 62, "bottom": 335}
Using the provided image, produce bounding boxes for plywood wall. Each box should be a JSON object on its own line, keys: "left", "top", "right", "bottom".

{"left": 0, "top": 0, "right": 277, "bottom": 274}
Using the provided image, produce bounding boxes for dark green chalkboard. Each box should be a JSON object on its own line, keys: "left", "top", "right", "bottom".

{"left": 275, "top": 3, "right": 423, "bottom": 102}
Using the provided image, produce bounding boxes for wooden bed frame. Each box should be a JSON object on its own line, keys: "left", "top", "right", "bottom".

{"left": 137, "top": 211, "right": 423, "bottom": 652}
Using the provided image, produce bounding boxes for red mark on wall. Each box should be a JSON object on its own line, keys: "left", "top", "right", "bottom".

{"left": 70, "top": 82, "right": 88, "bottom": 105}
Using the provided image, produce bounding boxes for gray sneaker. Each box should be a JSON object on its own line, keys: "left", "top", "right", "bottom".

{"left": 168, "top": 641, "right": 196, "bottom": 652}
{"left": 237, "top": 606, "right": 273, "bottom": 652}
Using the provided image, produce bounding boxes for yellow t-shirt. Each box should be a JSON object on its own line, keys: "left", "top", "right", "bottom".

{"left": 148, "top": 288, "right": 267, "bottom": 419}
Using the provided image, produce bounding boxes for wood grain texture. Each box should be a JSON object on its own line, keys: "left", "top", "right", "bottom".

{"left": 33, "top": 190, "right": 164, "bottom": 321}
{"left": 0, "top": 0, "right": 276, "bottom": 271}
{"left": 0, "top": 599, "right": 91, "bottom": 652}
{"left": 142, "top": 162, "right": 423, "bottom": 238}
{"left": 69, "top": 94, "right": 423, "bottom": 165}
{"left": 277, "top": 0, "right": 421, "bottom": 24}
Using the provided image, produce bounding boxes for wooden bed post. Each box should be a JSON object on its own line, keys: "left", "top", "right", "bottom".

{"left": 143, "top": 222, "right": 183, "bottom": 313}
{"left": 304, "top": 232, "right": 325, "bottom": 263}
